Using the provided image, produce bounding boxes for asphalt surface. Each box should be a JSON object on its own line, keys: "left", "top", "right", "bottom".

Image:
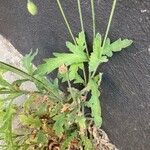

{"left": 0, "top": 0, "right": 150, "bottom": 149}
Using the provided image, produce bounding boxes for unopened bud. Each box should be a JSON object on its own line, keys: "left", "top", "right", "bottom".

{"left": 58, "top": 64, "right": 68, "bottom": 74}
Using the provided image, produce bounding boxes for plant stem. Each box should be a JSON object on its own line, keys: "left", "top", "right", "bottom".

{"left": 102, "top": 0, "right": 117, "bottom": 48}
{"left": 77, "top": 0, "right": 89, "bottom": 58}
{"left": 56, "top": 0, "right": 76, "bottom": 45}
{"left": 91, "top": 0, "right": 117, "bottom": 78}
{"left": 0, "top": 61, "right": 61, "bottom": 101}
{"left": 77, "top": 0, "right": 84, "bottom": 32}
{"left": 83, "top": 67, "right": 87, "bottom": 85}
{"left": 88, "top": 0, "right": 96, "bottom": 81}
{"left": 91, "top": 0, "right": 96, "bottom": 38}
{"left": 77, "top": 0, "right": 89, "bottom": 85}
{"left": 66, "top": 72, "right": 76, "bottom": 102}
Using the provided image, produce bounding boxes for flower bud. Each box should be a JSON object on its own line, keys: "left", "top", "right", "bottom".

{"left": 58, "top": 64, "right": 68, "bottom": 74}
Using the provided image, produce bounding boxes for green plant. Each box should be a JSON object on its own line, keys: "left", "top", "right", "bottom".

{"left": 0, "top": 0, "right": 133, "bottom": 149}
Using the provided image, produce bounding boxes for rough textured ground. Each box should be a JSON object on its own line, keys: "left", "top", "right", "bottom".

{"left": 0, "top": 35, "right": 36, "bottom": 104}
{"left": 0, "top": 0, "right": 150, "bottom": 150}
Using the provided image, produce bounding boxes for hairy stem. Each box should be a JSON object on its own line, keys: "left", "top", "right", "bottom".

{"left": 91, "top": 0, "right": 96, "bottom": 38}
{"left": 77, "top": 0, "right": 89, "bottom": 58}
{"left": 83, "top": 67, "right": 87, "bottom": 85}
{"left": 91, "top": 0, "right": 117, "bottom": 78}
{"left": 66, "top": 72, "right": 76, "bottom": 102}
{"left": 77, "top": 0, "right": 84, "bottom": 32}
{"left": 56, "top": 0, "right": 76, "bottom": 44}
{"left": 77, "top": 0, "right": 89, "bottom": 85}
{"left": 102, "top": 0, "right": 117, "bottom": 48}
{"left": 88, "top": 0, "right": 96, "bottom": 81}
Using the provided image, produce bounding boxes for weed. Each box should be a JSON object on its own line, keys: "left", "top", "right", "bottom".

{"left": 0, "top": 0, "right": 132, "bottom": 149}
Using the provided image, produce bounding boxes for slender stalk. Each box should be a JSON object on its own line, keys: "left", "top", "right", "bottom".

{"left": 88, "top": 0, "right": 96, "bottom": 81}
{"left": 83, "top": 67, "right": 87, "bottom": 85}
{"left": 66, "top": 72, "right": 76, "bottom": 102}
{"left": 102, "top": 0, "right": 117, "bottom": 48}
{"left": 77, "top": 0, "right": 89, "bottom": 57}
{"left": 77, "top": 0, "right": 84, "bottom": 32}
{"left": 56, "top": 0, "right": 76, "bottom": 44}
{"left": 91, "top": 0, "right": 96, "bottom": 38}
{"left": 77, "top": 0, "right": 89, "bottom": 85}
{"left": 0, "top": 61, "right": 61, "bottom": 100}
{"left": 91, "top": 0, "right": 117, "bottom": 78}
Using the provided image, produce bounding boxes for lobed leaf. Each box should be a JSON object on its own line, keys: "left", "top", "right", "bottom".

{"left": 35, "top": 32, "right": 88, "bottom": 75}
{"left": 35, "top": 53, "right": 88, "bottom": 75}
{"left": 103, "top": 38, "right": 133, "bottom": 57}
{"left": 81, "top": 135, "right": 93, "bottom": 150}
{"left": 88, "top": 79, "right": 102, "bottom": 128}
{"left": 76, "top": 31, "right": 86, "bottom": 47}
{"left": 93, "top": 33, "right": 102, "bottom": 56}
{"left": 36, "top": 131, "right": 48, "bottom": 144}
{"left": 89, "top": 33, "right": 104, "bottom": 72}
{"left": 19, "top": 114, "right": 42, "bottom": 128}
{"left": 61, "top": 131, "right": 77, "bottom": 150}
{"left": 22, "top": 49, "right": 38, "bottom": 75}
{"left": 23, "top": 94, "right": 36, "bottom": 112}
{"left": 53, "top": 113, "right": 66, "bottom": 136}
{"left": 76, "top": 115, "right": 86, "bottom": 130}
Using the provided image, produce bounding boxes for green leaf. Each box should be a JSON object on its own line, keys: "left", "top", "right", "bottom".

{"left": 81, "top": 135, "right": 93, "bottom": 150}
{"left": 61, "top": 131, "right": 77, "bottom": 150}
{"left": 66, "top": 42, "right": 85, "bottom": 55}
{"left": 0, "top": 101, "right": 16, "bottom": 149}
{"left": 89, "top": 33, "right": 104, "bottom": 72}
{"left": 65, "top": 109, "right": 77, "bottom": 128}
{"left": 0, "top": 101, "right": 15, "bottom": 147}
{"left": 22, "top": 49, "right": 38, "bottom": 75}
{"left": 49, "top": 103, "right": 62, "bottom": 117}
{"left": 94, "top": 73, "right": 103, "bottom": 86}
{"left": 36, "top": 103, "right": 48, "bottom": 116}
{"left": 53, "top": 113, "right": 66, "bottom": 136}
{"left": 89, "top": 34, "right": 132, "bottom": 73}
{"left": 76, "top": 115, "right": 86, "bottom": 130}
{"left": 103, "top": 38, "right": 133, "bottom": 57}
{"left": 66, "top": 31, "right": 86, "bottom": 54}
{"left": 19, "top": 114, "right": 42, "bottom": 128}
{"left": 88, "top": 79, "right": 102, "bottom": 127}
{"left": 23, "top": 94, "right": 36, "bottom": 112}
{"left": 89, "top": 52, "right": 100, "bottom": 72}
{"left": 36, "top": 131, "right": 48, "bottom": 144}
{"left": 102, "top": 38, "right": 112, "bottom": 57}
{"left": 69, "top": 63, "right": 84, "bottom": 84}
{"left": 35, "top": 53, "right": 88, "bottom": 75}
{"left": 35, "top": 32, "right": 88, "bottom": 75}
{"left": 76, "top": 31, "right": 86, "bottom": 47}
{"left": 27, "top": 0, "right": 38, "bottom": 16}
{"left": 93, "top": 33, "right": 102, "bottom": 56}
